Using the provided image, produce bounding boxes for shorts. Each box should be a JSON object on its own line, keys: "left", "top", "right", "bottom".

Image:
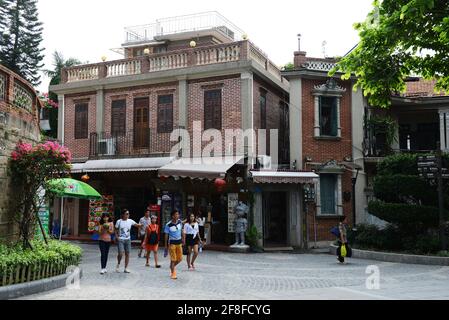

{"left": 118, "top": 239, "right": 132, "bottom": 254}
{"left": 169, "top": 244, "right": 183, "bottom": 263}
{"left": 145, "top": 244, "right": 159, "bottom": 252}
{"left": 185, "top": 234, "right": 199, "bottom": 247}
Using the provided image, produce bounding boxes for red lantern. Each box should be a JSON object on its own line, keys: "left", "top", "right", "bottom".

{"left": 214, "top": 178, "right": 227, "bottom": 192}
{"left": 160, "top": 176, "right": 168, "bottom": 183}
{"left": 81, "top": 174, "right": 90, "bottom": 182}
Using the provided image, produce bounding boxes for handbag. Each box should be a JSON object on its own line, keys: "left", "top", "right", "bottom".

{"left": 340, "top": 244, "right": 347, "bottom": 258}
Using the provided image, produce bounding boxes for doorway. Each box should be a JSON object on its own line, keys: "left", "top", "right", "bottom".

{"left": 134, "top": 97, "right": 149, "bottom": 149}
{"left": 78, "top": 200, "right": 90, "bottom": 235}
{"left": 263, "top": 192, "right": 288, "bottom": 247}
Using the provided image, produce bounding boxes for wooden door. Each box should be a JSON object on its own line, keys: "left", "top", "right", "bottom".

{"left": 134, "top": 97, "right": 149, "bottom": 148}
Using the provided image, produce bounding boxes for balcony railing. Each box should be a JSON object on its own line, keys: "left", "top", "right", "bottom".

{"left": 89, "top": 129, "right": 179, "bottom": 159}
{"left": 62, "top": 40, "right": 286, "bottom": 84}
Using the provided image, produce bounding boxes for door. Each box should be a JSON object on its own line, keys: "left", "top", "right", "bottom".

{"left": 78, "top": 200, "right": 90, "bottom": 235}
{"left": 134, "top": 97, "right": 149, "bottom": 149}
{"left": 263, "top": 192, "right": 287, "bottom": 247}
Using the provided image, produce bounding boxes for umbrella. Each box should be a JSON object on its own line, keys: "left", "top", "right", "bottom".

{"left": 47, "top": 178, "right": 102, "bottom": 239}
{"left": 48, "top": 178, "right": 102, "bottom": 200}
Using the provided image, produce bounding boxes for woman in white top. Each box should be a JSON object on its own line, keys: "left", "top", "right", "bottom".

{"left": 183, "top": 213, "right": 203, "bottom": 271}
{"left": 197, "top": 210, "right": 206, "bottom": 240}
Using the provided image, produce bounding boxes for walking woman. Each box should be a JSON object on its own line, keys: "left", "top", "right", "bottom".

{"left": 143, "top": 215, "right": 161, "bottom": 268}
{"left": 98, "top": 213, "right": 114, "bottom": 274}
{"left": 337, "top": 215, "right": 349, "bottom": 264}
{"left": 183, "top": 213, "right": 203, "bottom": 271}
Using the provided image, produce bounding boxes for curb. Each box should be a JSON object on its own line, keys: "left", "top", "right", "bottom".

{"left": 329, "top": 245, "right": 449, "bottom": 266}
{"left": 0, "top": 267, "right": 83, "bottom": 300}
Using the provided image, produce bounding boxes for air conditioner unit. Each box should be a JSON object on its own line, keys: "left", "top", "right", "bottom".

{"left": 97, "top": 138, "right": 116, "bottom": 156}
{"left": 257, "top": 155, "right": 272, "bottom": 169}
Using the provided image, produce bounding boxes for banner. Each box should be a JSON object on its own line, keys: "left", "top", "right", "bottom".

{"left": 35, "top": 206, "right": 50, "bottom": 240}
{"left": 88, "top": 195, "right": 114, "bottom": 233}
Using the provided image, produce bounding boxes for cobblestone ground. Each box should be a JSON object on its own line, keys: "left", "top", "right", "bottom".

{"left": 19, "top": 243, "right": 449, "bottom": 300}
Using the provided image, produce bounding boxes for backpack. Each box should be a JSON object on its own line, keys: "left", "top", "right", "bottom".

{"left": 330, "top": 226, "right": 340, "bottom": 238}
{"left": 147, "top": 225, "right": 158, "bottom": 245}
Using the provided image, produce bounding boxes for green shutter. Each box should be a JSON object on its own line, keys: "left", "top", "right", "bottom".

{"left": 320, "top": 174, "right": 336, "bottom": 214}
{"left": 331, "top": 98, "right": 338, "bottom": 136}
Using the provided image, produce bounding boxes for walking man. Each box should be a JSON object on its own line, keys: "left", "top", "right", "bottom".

{"left": 115, "top": 209, "right": 141, "bottom": 273}
{"left": 164, "top": 210, "right": 184, "bottom": 280}
{"left": 138, "top": 210, "right": 151, "bottom": 258}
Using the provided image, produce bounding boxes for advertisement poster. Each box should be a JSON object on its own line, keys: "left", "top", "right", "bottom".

{"left": 35, "top": 206, "right": 49, "bottom": 240}
{"left": 88, "top": 195, "right": 113, "bottom": 233}
{"left": 227, "top": 193, "right": 239, "bottom": 233}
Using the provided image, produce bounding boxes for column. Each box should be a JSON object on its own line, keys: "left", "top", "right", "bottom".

{"left": 253, "top": 192, "right": 263, "bottom": 248}
{"left": 337, "top": 174, "right": 343, "bottom": 216}
{"left": 289, "top": 78, "right": 303, "bottom": 169}
{"left": 178, "top": 77, "right": 188, "bottom": 130}
{"left": 96, "top": 88, "right": 104, "bottom": 134}
{"left": 241, "top": 72, "right": 254, "bottom": 159}
{"left": 57, "top": 94, "right": 65, "bottom": 144}
{"left": 440, "top": 110, "right": 449, "bottom": 151}
{"left": 289, "top": 190, "right": 302, "bottom": 247}
{"left": 313, "top": 95, "right": 320, "bottom": 137}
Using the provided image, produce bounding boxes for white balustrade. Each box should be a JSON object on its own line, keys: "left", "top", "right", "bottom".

{"left": 66, "top": 66, "right": 99, "bottom": 82}
{"left": 107, "top": 60, "right": 142, "bottom": 77}
{"left": 149, "top": 53, "right": 188, "bottom": 71}
{"left": 195, "top": 44, "right": 240, "bottom": 65}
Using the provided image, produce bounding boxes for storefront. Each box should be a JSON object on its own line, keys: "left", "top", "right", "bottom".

{"left": 250, "top": 170, "right": 319, "bottom": 249}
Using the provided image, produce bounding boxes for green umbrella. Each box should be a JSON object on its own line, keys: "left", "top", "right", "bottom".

{"left": 48, "top": 178, "right": 102, "bottom": 240}
{"left": 48, "top": 178, "right": 102, "bottom": 200}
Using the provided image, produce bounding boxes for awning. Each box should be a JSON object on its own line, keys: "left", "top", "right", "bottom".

{"left": 71, "top": 157, "right": 174, "bottom": 173}
{"left": 250, "top": 170, "right": 319, "bottom": 184}
{"left": 158, "top": 156, "right": 244, "bottom": 180}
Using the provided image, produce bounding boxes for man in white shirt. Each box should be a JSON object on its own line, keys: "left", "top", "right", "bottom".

{"left": 115, "top": 209, "right": 141, "bottom": 273}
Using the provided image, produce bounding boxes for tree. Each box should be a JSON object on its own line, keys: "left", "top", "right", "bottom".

{"left": 42, "top": 51, "right": 81, "bottom": 138}
{"left": 8, "top": 141, "right": 71, "bottom": 249}
{"left": 0, "top": 0, "right": 44, "bottom": 86}
{"left": 330, "top": 0, "right": 449, "bottom": 107}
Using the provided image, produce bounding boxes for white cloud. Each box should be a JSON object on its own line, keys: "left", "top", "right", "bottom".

{"left": 37, "top": 0, "right": 373, "bottom": 92}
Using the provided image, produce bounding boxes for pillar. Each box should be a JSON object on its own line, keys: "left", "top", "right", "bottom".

{"left": 57, "top": 94, "right": 65, "bottom": 144}
{"left": 289, "top": 78, "right": 303, "bottom": 169}
{"left": 96, "top": 88, "right": 104, "bottom": 134}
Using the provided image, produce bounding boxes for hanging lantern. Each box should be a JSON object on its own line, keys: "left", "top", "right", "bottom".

{"left": 160, "top": 175, "right": 168, "bottom": 183}
{"left": 214, "top": 178, "right": 227, "bottom": 192}
{"left": 81, "top": 174, "right": 90, "bottom": 182}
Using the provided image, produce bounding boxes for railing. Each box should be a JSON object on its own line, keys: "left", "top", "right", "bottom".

{"left": 89, "top": 129, "right": 179, "bottom": 158}
{"left": 13, "top": 81, "right": 33, "bottom": 112}
{"left": 0, "top": 73, "right": 5, "bottom": 100}
{"left": 106, "top": 59, "right": 141, "bottom": 77}
{"left": 124, "top": 11, "right": 245, "bottom": 44}
{"left": 62, "top": 41, "right": 286, "bottom": 84}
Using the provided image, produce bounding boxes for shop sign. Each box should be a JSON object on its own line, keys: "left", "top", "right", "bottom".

{"left": 227, "top": 193, "right": 239, "bottom": 233}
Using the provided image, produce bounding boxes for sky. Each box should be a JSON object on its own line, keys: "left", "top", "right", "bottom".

{"left": 36, "top": 0, "right": 374, "bottom": 92}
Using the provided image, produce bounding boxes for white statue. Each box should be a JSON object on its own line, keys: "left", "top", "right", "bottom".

{"left": 233, "top": 201, "right": 249, "bottom": 246}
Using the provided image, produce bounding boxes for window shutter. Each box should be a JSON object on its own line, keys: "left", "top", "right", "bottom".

{"left": 157, "top": 95, "right": 173, "bottom": 133}
{"left": 75, "top": 103, "right": 88, "bottom": 139}
{"left": 320, "top": 174, "right": 336, "bottom": 214}
{"left": 331, "top": 98, "right": 338, "bottom": 136}
{"left": 260, "top": 93, "right": 267, "bottom": 129}
{"left": 111, "top": 100, "right": 126, "bottom": 136}
{"left": 204, "top": 90, "right": 221, "bottom": 130}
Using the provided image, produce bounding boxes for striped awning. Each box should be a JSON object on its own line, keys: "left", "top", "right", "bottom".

{"left": 250, "top": 170, "right": 319, "bottom": 184}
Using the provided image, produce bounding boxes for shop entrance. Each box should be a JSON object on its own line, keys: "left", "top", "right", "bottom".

{"left": 263, "top": 192, "right": 288, "bottom": 247}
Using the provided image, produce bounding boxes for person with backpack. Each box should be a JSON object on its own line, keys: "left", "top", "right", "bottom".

{"left": 164, "top": 210, "right": 185, "bottom": 280}
{"left": 142, "top": 215, "right": 161, "bottom": 268}
{"left": 115, "top": 209, "right": 141, "bottom": 273}
{"left": 332, "top": 215, "right": 350, "bottom": 264}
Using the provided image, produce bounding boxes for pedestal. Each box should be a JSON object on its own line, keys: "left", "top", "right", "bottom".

{"left": 229, "top": 244, "right": 250, "bottom": 253}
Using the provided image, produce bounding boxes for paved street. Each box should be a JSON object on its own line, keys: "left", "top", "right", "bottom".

{"left": 19, "top": 243, "right": 449, "bottom": 300}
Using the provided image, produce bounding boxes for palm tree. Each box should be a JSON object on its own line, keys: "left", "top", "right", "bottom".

{"left": 44, "top": 51, "right": 81, "bottom": 85}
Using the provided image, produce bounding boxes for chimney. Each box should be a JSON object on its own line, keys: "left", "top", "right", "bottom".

{"left": 294, "top": 34, "right": 307, "bottom": 68}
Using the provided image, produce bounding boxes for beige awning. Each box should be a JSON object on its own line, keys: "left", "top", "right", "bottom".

{"left": 250, "top": 170, "right": 319, "bottom": 184}
{"left": 71, "top": 157, "right": 175, "bottom": 173}
{"left": 158, "top": 156, "right": 244, "bottom": 180}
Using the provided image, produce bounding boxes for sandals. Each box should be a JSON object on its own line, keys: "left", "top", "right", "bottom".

{"left": 155, "top": 265, "right": 161, "bottom": 269}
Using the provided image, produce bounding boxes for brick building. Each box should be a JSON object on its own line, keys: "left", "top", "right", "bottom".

{"left": 0, "top": 64, "right": 41, "bottom": 241}
{"left": 50, "top": 12, "right": 318, "bottom": 248}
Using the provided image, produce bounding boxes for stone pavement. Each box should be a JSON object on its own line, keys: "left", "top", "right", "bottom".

{"left": 19, "top": 243, "right": 449, "bottom": 300}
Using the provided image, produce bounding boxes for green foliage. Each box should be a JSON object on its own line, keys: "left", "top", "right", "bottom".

{"left": 246, "top": 225, "right": 262, "bottom": 250}
{"left": 282, "top": 62, "right": 295, "bottom": 71}
{"left": 0, "top": 240, "right": 82, "bottom": 285}
{"left": 366, "top": 115, "right": 398, "bottom": 153}
{"left": 0, "top": 0, "right": 44, "bottom": 86}
{"left": 376, "top": 153, "right": 419, "bottom": 176}
{"left": 330, "top": 0, "right": 449, "bottom": 107}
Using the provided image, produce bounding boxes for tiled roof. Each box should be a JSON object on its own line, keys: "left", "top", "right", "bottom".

{"left": 401, "top": 79, "right": 448, "bottom": 98}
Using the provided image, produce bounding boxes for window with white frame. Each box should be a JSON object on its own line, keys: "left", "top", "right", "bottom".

{"left": 312, "top": 78, "right": 346, "bottom": 138}
{"left": 315, "top": 161, "right": 344, "bottom": 216}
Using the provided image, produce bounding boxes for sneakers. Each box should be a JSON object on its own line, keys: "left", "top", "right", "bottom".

{"left": 124, "top": 268, "right": 131, "bottom": 273}
{"left": 104, "top": 269, "right": 108, "bottom": 273}
{"left": 116, "top": 264, "right": 120, "bottom": 273}
{"left": 100, "top": 269, "right": 105, "bottom": 275}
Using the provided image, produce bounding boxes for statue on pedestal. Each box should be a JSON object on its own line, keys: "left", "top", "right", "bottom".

{"left": 232, "top": 201, "right": 249, "bottom": 247}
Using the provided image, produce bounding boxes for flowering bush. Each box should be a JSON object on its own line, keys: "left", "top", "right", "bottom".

{"left": 39, "top": 92, "right": 59, "bottom": 109}
{"left": 8, "top": 141, "right": 71, "bottom": 249}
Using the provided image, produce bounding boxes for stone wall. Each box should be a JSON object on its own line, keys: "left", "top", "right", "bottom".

{"left": 0, "top": 64, "right": 41, "bottom": 241}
